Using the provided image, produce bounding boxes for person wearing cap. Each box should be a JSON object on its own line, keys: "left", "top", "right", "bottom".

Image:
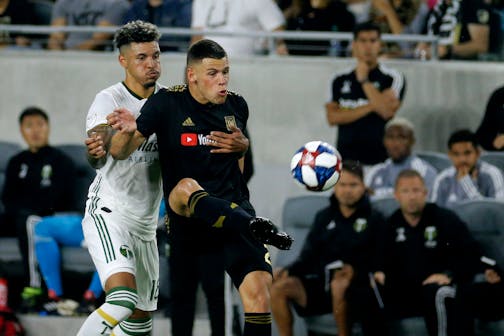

{"left": 365, "top": 117, "right": 437, "bottom": 199}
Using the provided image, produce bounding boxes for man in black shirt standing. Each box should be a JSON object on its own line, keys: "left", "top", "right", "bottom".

{"left": 326, "top": 22, "right": 406, "bottom": 165}
{"left": 107, "top": 39, "right": 292, "bottom": 336}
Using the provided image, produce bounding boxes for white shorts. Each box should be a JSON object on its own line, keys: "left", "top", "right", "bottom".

{"left": 82, "top": 196, "right": 159, "bottom": 312}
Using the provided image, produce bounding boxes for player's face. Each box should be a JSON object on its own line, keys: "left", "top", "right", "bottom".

{"left": 449, "top": 142, "right": 479, "bottom": 171}
{"left": 352, "top": 30, "right": 381, "bottom": 65}
{"left": 394, "top": 176, "right": 427, "bottom": 217}
{"left": 20, "top": 115, "right": 49, "bottom": 152}
{"left": 384, "top": 126, "right": 414, "bottom": 162}
{"left": 334, "top": 171, "right": 366, "bottom": 208}
{"left": 187, "top": 57, "right": 229, "bottom": 105}
{"left": 120, "top": 41, "right": 161, "bottom": 89}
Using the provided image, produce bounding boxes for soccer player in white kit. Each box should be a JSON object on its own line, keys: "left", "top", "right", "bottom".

{"left": 78, "top": 21, "right": 163, "bottom": 336}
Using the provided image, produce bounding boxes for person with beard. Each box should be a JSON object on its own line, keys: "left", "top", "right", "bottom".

{"left": 375, "top": 169, "right": 479, "bottom": 336}
{"left": 365, "top": 117, "right": 437, "bottom": 199}
{"left": 431, "top": 129, "right": 504, "bottom": 208}
{"left": 271, "top": 160, "right": 387, "bottom": 336}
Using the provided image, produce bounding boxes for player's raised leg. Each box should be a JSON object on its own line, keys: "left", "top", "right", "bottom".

{"left": 168, "top": 177, "right": 293, "bottom": 250}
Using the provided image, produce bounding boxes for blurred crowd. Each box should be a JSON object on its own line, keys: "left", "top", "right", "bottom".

{"left": 0, "top": 0, "right": 502, "bottom": 59}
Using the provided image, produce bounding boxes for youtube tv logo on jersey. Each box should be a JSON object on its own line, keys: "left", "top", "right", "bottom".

{"left": 181, "top": 133, "right": 198, "bottom": 146}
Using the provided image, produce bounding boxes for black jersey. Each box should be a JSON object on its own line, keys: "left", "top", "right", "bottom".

{"left": 330, "top": 65, "right": 406, "bottom": 165}
{"left": 136, "top": 84, "right": 250, "bottom": 203}
{"left": 2, "top": 146, "right": 77, "bottom": 216}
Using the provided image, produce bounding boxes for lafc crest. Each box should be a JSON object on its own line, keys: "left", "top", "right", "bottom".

{"left": 224, "top": 116, "right": 237, "bottom": 131}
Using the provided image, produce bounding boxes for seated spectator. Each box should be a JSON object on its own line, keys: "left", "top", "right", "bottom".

{"left": 369, "top": 0, "right": 429, "bottom": 57}
{"left": 431, "top": 129, "right": 504, "bottom": 208}
{"left": 1, "top": 107, "right": 77, "bottom": 308}
{"left": 365, "top": 117, "right": 437, "bottom": 198}
{"left": 25, "top": 214, "right": 102, "bottom": 315}
{"left": 284, "top": 0, "right": 355, "bottom": 56}
{"left": 417, "top": 0, "right": 500, "bottom": 60}
{"left": 271, "top": 161, "right": 386, "bottom": 336}
{"left": 47, "top": 0, "right": 129, "bottom": 51}
{"left": 123, "top": 0, "right": 192, "bottom": 52}
{"left": 191, "top": 0, "right": 288, "bottom": 56}
{"left": 375, "top": 169, "right": 479, "bottom": 336}
{"left": 0, "top": 0, "right": 36, "bottom": 49}
{"left": 475, "top": 85, "right": 504, "bottom": 151}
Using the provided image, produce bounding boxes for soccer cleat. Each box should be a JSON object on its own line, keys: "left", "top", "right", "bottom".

{"left": 249, "top": 217, "right": 293, "bottom": 250}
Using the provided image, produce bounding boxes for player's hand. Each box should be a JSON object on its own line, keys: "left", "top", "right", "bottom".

{"left": 85, "top": 134, "right": 106, "bottom": 159}
{"left": 456, "top": 165, "right": 471, "bottom": 180}
{"left": 107, "top": 108, "right": 137, "bottom": 134}
{"left": 422, "top": 273, "right": 452, "bottom": 286}
{"left": 374, "top": 271, "right": 386, "bottom": 286}
{"left": 485, "top": 269, "right": 501, "bottom": 284}
{"left": 206, "top": 126, "right": 249, "bottom": 154}
{"left": 493, "top": 134, "right": 504, "bottom": 149}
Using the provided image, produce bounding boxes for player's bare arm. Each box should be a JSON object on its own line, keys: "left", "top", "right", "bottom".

{"left": 206, "top": 125, "right": 249, "bottom": 154}
{"left": 107, "top": 107, "right": 146, "bottom": 160}
{"left": 362, "top": 85, "right": 400, "bottom": 119}
{"left": 325, "top": 101, "right": 374, "bottom": 125}
{"left": 85, "top": 124, "right": 113, "bottom": 169}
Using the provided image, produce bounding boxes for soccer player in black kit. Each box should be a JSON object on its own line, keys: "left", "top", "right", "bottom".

{"left": 107, "top": 39, "right": 293, "bottom": 336}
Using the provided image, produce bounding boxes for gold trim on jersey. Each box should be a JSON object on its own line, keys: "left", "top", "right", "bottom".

{"left": 167, "top": 84, "right": 187, "bottom": 92}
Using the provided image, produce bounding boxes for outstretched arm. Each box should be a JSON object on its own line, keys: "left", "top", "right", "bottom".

{"left": 106, "top": 108, "right": 146, "bottom": 160}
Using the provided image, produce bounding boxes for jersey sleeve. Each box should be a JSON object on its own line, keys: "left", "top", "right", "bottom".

{"left": 86, "top": 91, "right": 116, "bottom": 132}
{"left": 136, "top": 91, "right": 163, "bottom": 139}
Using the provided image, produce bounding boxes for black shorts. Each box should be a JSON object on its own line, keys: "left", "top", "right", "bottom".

{"left": 168, "top": 199, "right": 272, "bottom": 289}
{"left": 291, "top": 273, "right": 332, "bottom": 317}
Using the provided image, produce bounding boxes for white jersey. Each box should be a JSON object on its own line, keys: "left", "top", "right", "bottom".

{"left": 85, "top": 82, "right": 163, "bottom": 240}
{"left": 191, "top": 0, "right": 285, "bottom": 56}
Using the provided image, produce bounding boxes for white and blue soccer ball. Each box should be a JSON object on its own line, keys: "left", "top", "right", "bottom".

{"left": 290, "top": 141, "right": 342, "bottom": 192}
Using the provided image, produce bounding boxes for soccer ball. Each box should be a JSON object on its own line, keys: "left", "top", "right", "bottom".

{"left": 290, "top": 141, "right": 342, "bottom": 192}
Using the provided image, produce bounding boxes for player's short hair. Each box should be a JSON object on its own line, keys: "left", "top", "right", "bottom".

{"left": 342, "top": 160, "right": 364, "bottom": 181}
{"left": 395, "top": 169, "right": 424, "bottom": 189}
{"left": 447, "top": 129, "right": 479, "bottom": 150}
{"left": 385, "top": 117, "right": 414, "bottom": 133}
{"left": 113, "top": 20, "right": 161, "bottom": 51}
{"left": 353, "top": 22, "right": 381, "bottom": 40}
{"left": 187, "top": 39, "right": 227, "bottom": 66}
{"left": 19, "top": 106, "right": 49, "bottom": 124}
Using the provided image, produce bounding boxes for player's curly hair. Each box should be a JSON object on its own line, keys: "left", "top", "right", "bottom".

{"left": 113, "top": 20, "right": 161, "bottom": 50}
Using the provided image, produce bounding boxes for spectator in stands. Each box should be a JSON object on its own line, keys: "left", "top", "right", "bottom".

{"left": 431, "top": 129, "right": 504, "bottom": 208}
{"left": 47, "top": 0, "right": 129, "bottom": 51}
{"left": 271, "top": 160, "right": 386, "bottom": 336}
{"left": 476, "top": 85, "right": 504, "bottom": 151}
{"left": 123, "top": 0, "right": 192, "bottom": 52}
{"left": 284, "top": 0, "right": 355, "bottom": 56}
{"left": 365, "top": 117, "right": 437, "bottom": 198}
{"left": 416, "top": 0, "right": 501, "bottom": 60}
{"left": 1, "top": 107, "right": 77, "bottom": 309}
{"left": 326, "top": 22, "right": 406, "bottom": 165}
{"left": 191, "top": 0, "right": 288, "bottom": 56}
{"left": 375, "top": 169, "right": 479, "bottom": 336}
{"left": 369, "top": 0, "right": 429, "bottom": 57}
{"left": 0, "top": 0, "right": 36, "bottom": 48}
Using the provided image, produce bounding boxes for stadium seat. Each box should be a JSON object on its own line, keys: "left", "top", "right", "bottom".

{"left": 415, "top": 151, "right": 452, "bottom": 173}
{"left": 451, "top": 199, "right": 504, "bottom": 335}
{"left": 370, "top": 197, "right": 399, "bottom": 218}
{"left": 480, "top": 152, "right": 504, "bottom": 172}
{"left": 56, "top": 144, "right": 96, "bottom": 212}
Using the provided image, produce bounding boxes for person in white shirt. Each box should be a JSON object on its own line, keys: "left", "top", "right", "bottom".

{"left": 191, "top": 0, "right": 287, "bottom": 56}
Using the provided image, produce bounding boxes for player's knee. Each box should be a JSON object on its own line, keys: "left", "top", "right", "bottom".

{"left": 34, "top": 220, "right": 49, "bottom": 236}
{"left": 240, "top": 272, "right": 272, "bottom": 312}
{"left": 174, "top": 178, "right": 202, "bottom": 197}
{"left": 103, "top": 286, "right": 139, "bottom": 323}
